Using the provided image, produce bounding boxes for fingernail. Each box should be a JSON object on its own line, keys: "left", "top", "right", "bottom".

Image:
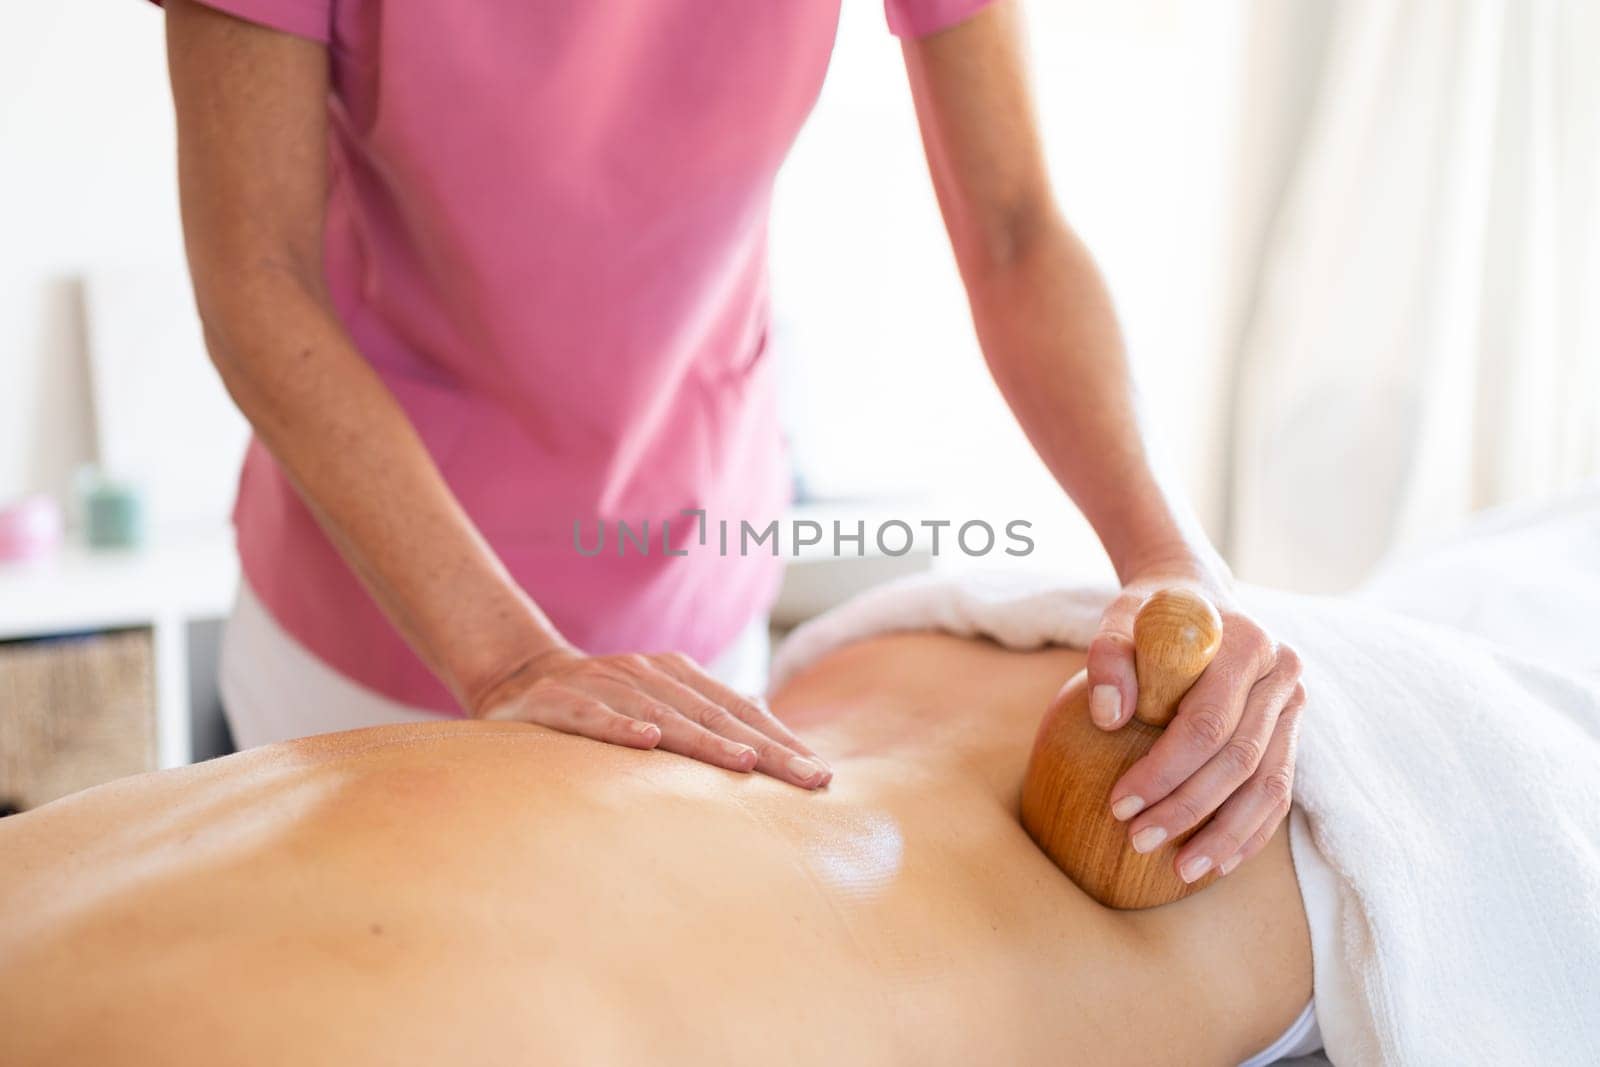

{"left": 1090, "top": 685, "right": 1121, "bottom": 728}
{"left": 787, "top": 755, "right": 824, "bottom": 782}
{"left": 1219, "top": 854, "right": 1242, "bottom": 877}
{"left": 629, "top": 720, "right": 658, "bottom": 737}
{"left": 1111, "top": 795, "right": 1145, "bottom": 821}
{"left": 728, "top": 744, "right": 758, "bottom": 768}
{"left": 1130, "top": 826, "right": 1168, "bottom": 854}
{"left": 1180, "top": 855, "right": 1214, "bottom": 883}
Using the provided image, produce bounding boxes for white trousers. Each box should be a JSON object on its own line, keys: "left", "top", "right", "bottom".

{"left": 219, "top": 581, "right": 772, "bottom": 750}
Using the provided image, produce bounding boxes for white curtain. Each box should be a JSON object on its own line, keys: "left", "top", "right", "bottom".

{"left": 1222, "top": 0, "right": 1600, "bottom": 592}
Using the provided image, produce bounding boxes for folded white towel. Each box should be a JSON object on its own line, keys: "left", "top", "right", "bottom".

{"left": 771, "top": 562, "right": 1600, "bottom": 1064}
{"left": 769, "top": 569, "right": 1114, "bottom": 691}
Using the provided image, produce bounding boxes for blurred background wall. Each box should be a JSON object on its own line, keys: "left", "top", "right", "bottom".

{"left": 1, "top": 0, "right": 186, "bottom": 507}
{"left": 3, "top": 0, "right": 1597, "bottom": 593}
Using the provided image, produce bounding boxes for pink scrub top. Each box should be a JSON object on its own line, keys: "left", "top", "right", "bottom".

{"left": 156, "top": 0, "right": 995, "bottom": 712}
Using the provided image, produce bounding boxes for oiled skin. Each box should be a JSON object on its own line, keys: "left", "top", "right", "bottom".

{"left": 0, "top": 635, "right": 1310, "bottom": 1065}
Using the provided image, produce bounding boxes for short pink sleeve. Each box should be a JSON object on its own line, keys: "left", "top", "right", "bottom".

{"left": 884, "top": 0, "right": 998, "bottom": 39}
{"left": 146, "top": 0, "right": 332, "bottom": 45}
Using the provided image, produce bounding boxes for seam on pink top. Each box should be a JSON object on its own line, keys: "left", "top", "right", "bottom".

{"left": 145, "top": 0, "right": 332, "bottom": 45}
{"left": 885, "top": 0, "right": 998, "bottom": 39}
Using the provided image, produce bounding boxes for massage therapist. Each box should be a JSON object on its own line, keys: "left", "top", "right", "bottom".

{"left": 159, "top": 0, "right": 1304, "bottom": 882}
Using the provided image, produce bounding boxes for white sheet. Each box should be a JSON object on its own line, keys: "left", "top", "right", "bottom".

{"left": 770, "top": 491, "right": 1600, "bottom": 1065}
{"left": 1357, "top": 482, "right": 1600, "bottom": 680}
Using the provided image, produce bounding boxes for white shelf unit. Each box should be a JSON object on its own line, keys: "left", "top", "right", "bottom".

{"left": 0, "top": 530, "right": 238, "bottom": 769}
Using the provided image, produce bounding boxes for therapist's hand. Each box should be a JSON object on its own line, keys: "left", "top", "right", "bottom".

{"left": 470, "top": 648, "right": 832, "bottom": 790}
{"left": 1085, "top": 559, "right": 1305, "bottom": 884}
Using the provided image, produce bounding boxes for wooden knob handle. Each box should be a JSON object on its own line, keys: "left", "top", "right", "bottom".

{"left": 1019, "top": 587, "right": 1225, "bottom": 909}
{"left": 1131, "top": 589, "right": 1224, "bottom": 728}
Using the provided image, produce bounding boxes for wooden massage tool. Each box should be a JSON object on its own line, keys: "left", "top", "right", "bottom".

{"left": 1020, "top": 588, "right": 1224, "bottom": 910}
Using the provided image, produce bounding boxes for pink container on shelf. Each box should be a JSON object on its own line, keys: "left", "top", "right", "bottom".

{"left": 0, "top": 495, "right": 65, "bottom": 563}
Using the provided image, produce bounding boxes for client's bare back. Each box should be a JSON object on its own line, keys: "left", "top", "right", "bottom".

{"left": 0, "top": 635, "right": 1309, "bottom": 1066}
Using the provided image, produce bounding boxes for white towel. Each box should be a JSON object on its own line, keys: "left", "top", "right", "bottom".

{"left": 771, "top": 564, "right": 1600, "bottom": 1064}
{"left": 770, "top": 569, "right": 1114, "bottom": 690}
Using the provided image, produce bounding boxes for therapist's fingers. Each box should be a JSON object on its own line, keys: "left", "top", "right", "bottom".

{"left": 1176, "top": 686, "right": 1303, "bottom": 882}
{"left": 480, "top": 659, "right": 752, "bottom": 771}
{"left": 1107, "top": 615, "right": 1280, "bottom": 822}
{"left": 1084, "top": 592, "right": 1141, "bottom": 730}
{"left": 484, "top": 691, "right": 663, "bottom": 750}
{"left": 582, "top": 675, "right": 763, "bottom": 774}
{"left": 1121, "top": 659, "right": 1300, "bottom": 860}
{"left": 476, "top": 649, "right": 828, "bottom": 787}
{"left": 634, "top": 665, "right": 830, "bottom": 789}
{"left": 656, "top": 653, "right": 822, "bottom": 760}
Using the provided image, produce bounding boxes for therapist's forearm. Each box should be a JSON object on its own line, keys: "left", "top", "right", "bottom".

{"left": 905, "top": 4, "right": 1303, "bottom": 873}
{"left": 166, "top": 0, "right": 559, "bottom": 710}
{"left": 194, "top": 272, "right": 563, "bottom": 707}
{"left": 965, "top": 217, "right": 1221, "bottom": 582}
{"left": 900, "top": 2, "right": 1218, "bottom": 583}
